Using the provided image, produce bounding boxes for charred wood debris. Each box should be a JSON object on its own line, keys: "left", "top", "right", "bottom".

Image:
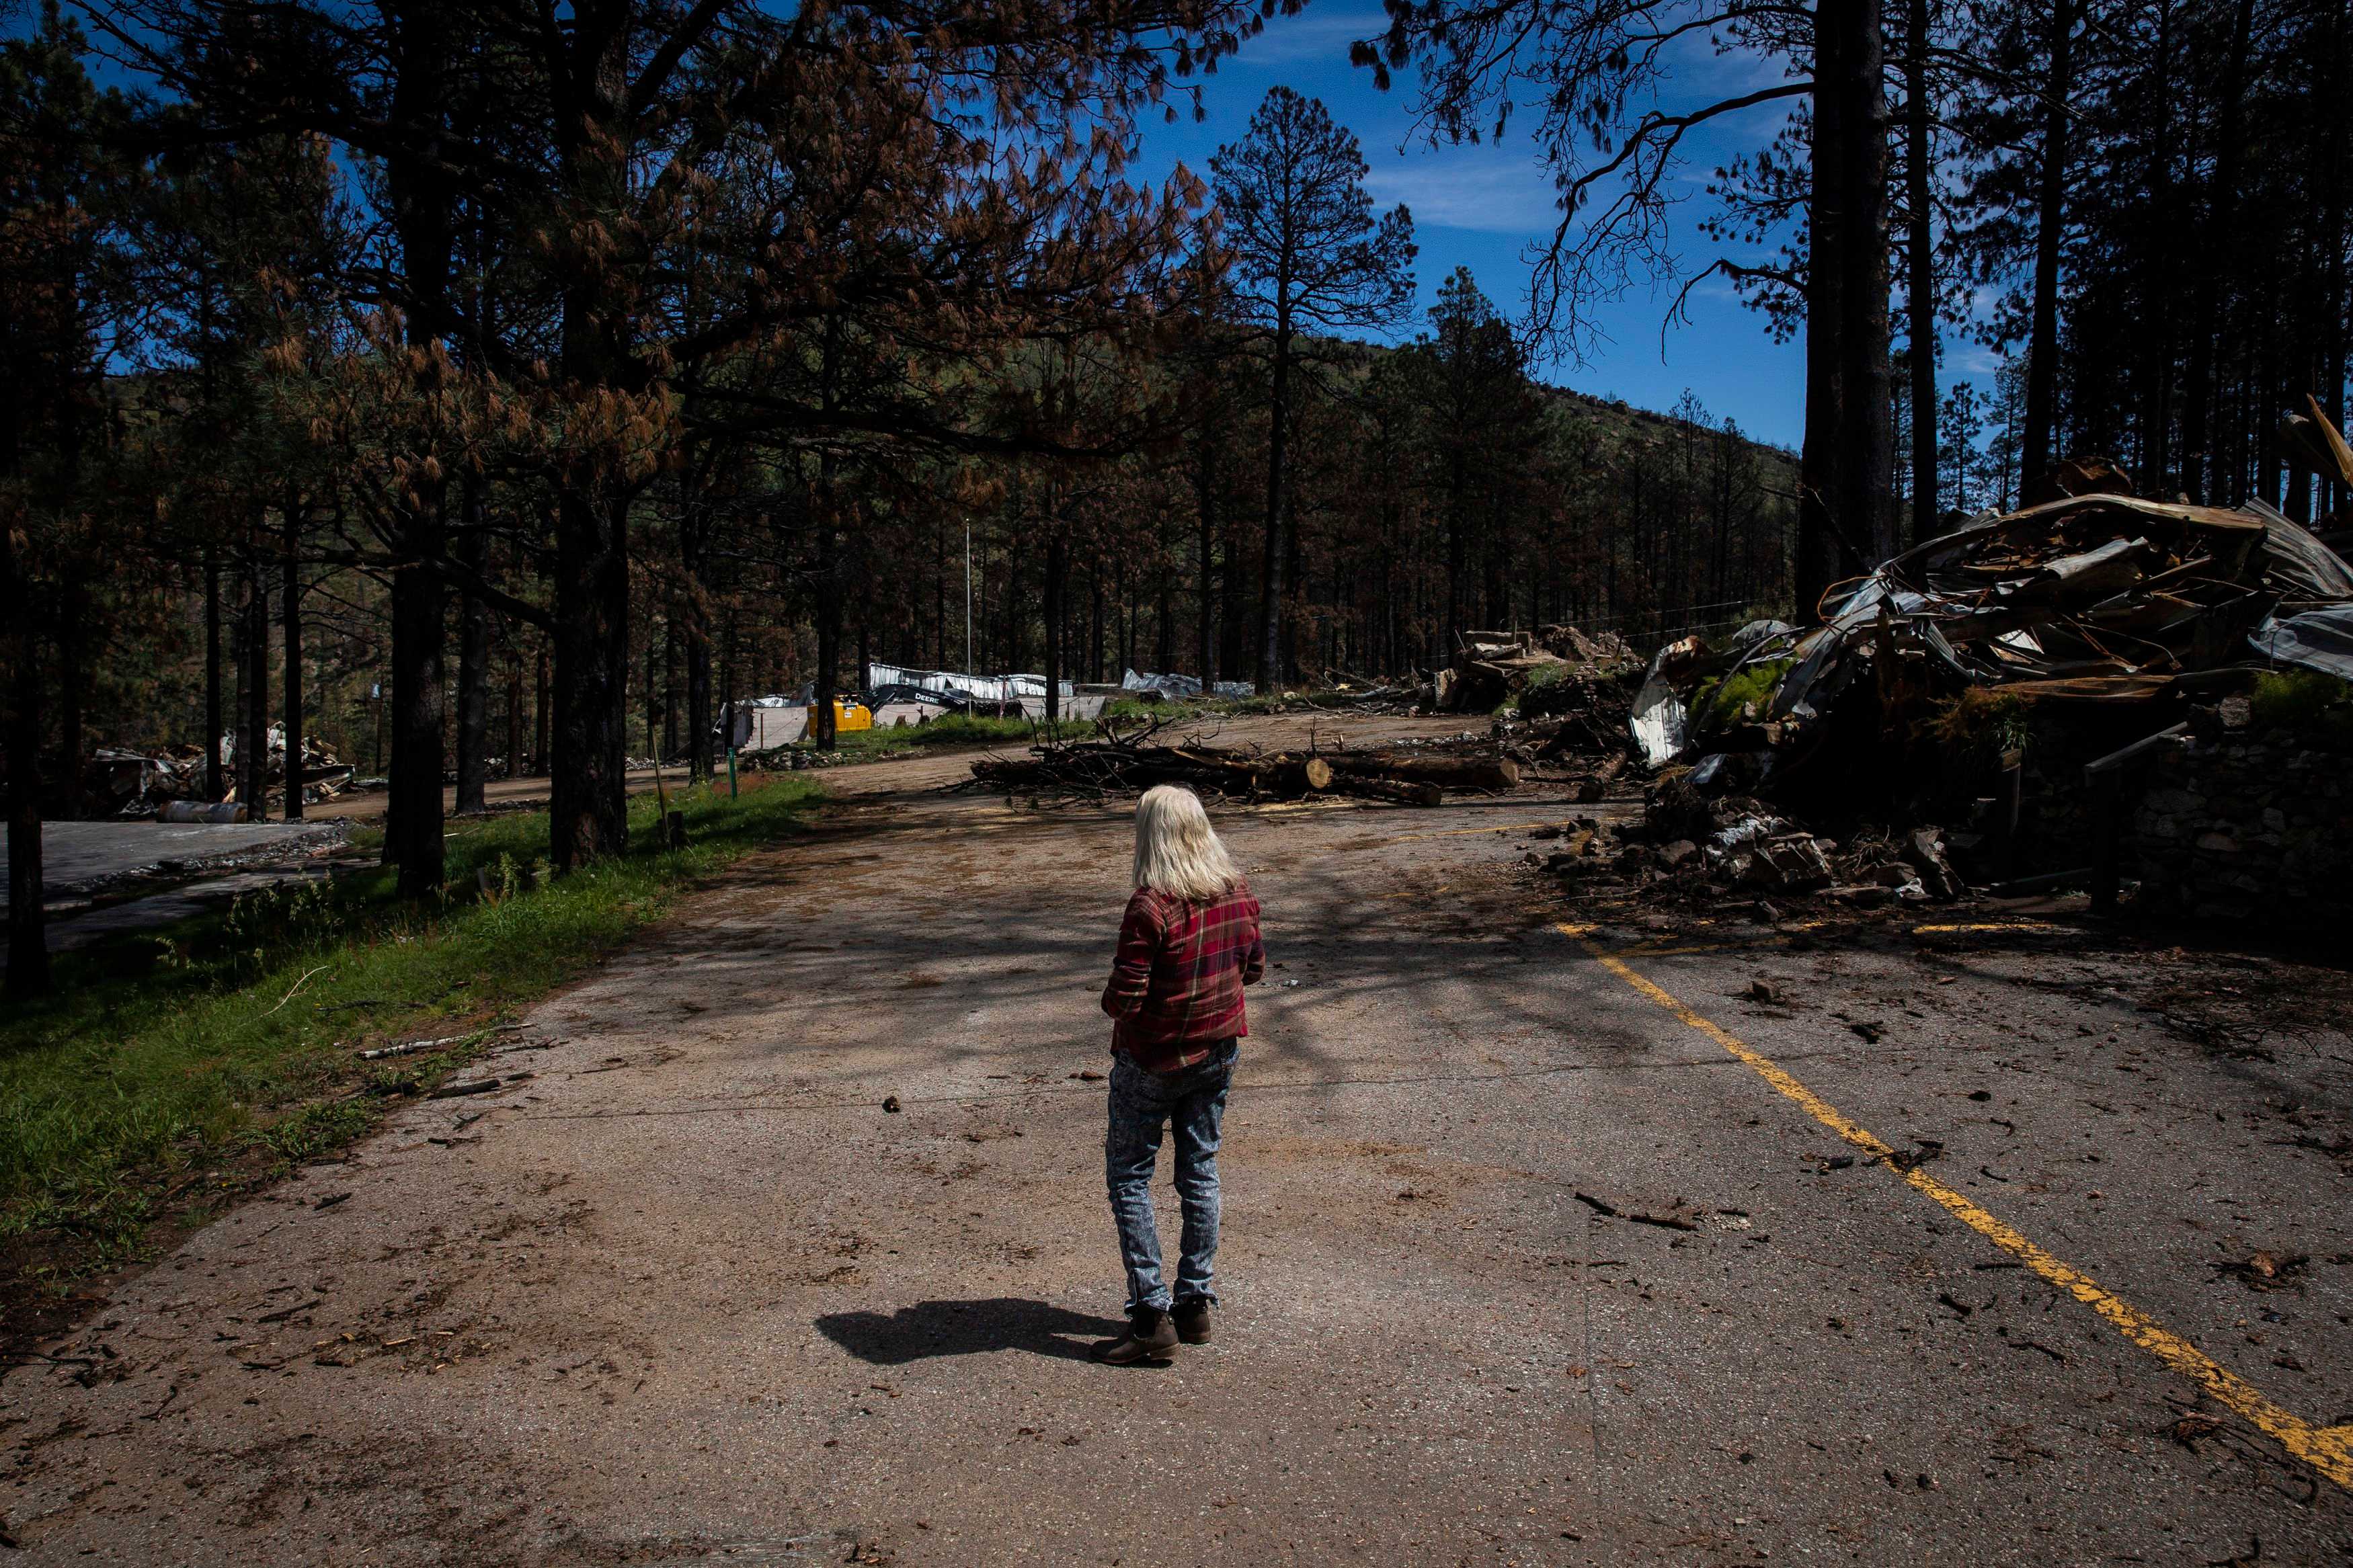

{"left": 88, "top": 729, "right": 354, "bottom": 820}
{"left": 972, "top": 440, "right": 2353, "bottom": 925}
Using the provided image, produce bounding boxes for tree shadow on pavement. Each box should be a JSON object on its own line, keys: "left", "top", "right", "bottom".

{"left": 815, "top": 1298, "right": 1127, "bottom": 1365}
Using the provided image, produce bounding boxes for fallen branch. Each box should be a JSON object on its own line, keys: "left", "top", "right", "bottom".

{"left": 357, "top": 1033, "right": 475, "bottom": 1062}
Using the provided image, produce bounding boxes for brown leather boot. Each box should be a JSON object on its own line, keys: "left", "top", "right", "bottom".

{"left": 1091, "top": 1307, "right": 1179, "bottom": 1364}
{"left": 1172, "top": 1299, "right": 1213, "bottom": 1345}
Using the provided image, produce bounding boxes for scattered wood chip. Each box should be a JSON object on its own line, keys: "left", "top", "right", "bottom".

{"left": 1572, "top": 1192, "right": 1700, "bottom": 1231}
{"left": 256, "top": 1298, "right": 323, "bottom": 1324}
{"left": 2215, "top": 1250, "right": 2307, "bottom": 1290}
{"left": 1887, "top": 1140, "right": 1945, "bottom": 1172}
{"left": 2167, "top": 1412, "right": 2224, "bottom": 1447}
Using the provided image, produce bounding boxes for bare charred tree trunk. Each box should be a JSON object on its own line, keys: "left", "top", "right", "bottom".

{"left": 2136, "top": 0, "right": 2178, "bottom": 493}
{"left": 1219, "top": 518, "right": 1244, "bottom": 679}
{"left": 719, "top": 606, "right": 737, "bottom": 746}
{"left": 54, "top": 582, "right": 85, "bottom": 822}
{"left": 1258, "top": 321, "right": 1291, "bottom": 692}
{"left": 2, "top": 507, "right": 48, "bottom": 995}
{"left": 643, "top": 628, "right": 658, "bottom": 757}
{"left": 203, "top": 548, "right": 223, "bottom": 800}
{"left": 551, "top": 476, "right": 629, "bottom": 865}
{"left": 2022, "top": 0, "right": 2074, "bottom": 484}
{"left": 504, "top": 651, "right": 523, "bottom": 781}
{"left": 387, "top": 542, "right": 446, "bottom": 893}
{"left": 1796, "top": 0, "right": 1852, "bottom": 621}
{"left": 282, "top": 497, "right": 304, "bottom": 820}
{"left": 812, "top": 530, "right": 840, "bottom": 751}
{"left": 547, "top": 14, "right": 637, "bottom": 869}
{"left": 1195, "top": 425, "right": 1216, "bottom": 688}
{"left": 239, "top": 546, "right": 271, "bottom": 819}
{"left": 452, "top": 480, "right": 490, "bottom": 815}
{"left": 1043, "top": 526, "right": 1066, "bottom": 723}
{"left": 662, "top": 616, "right": 680, "bottom": 758}
{"left": 1444, "top": 446, "right": 1468, "bottom": 644}
{"left": 1904, "top": 0, "right": 1938, "bottom": 545}
{"left": 384, "top": 3, "right": 453, "bottom": 890}
{"left": 680, "top": 487, "right": 713, "bottom": 783}
{"left": 2182, "top": 0, "right": 2255, "bottom": 503}
{"left": 1837, "top": 0, "right": 1897, "bottom": 565}
{"left": 533, "top": 642, "right": 549, "bottom": 776}
{"left": 810, "top": 316, "right": 843, "bottom": 752}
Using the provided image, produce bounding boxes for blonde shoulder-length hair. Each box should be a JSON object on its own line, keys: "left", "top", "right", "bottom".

{"left": 1131, "top": 784, "right": 1242, "bottom": 904}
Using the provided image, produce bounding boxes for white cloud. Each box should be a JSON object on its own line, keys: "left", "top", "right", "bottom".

{"left": 1230, "top": 9, "right": 1390, "bottom": 67}
{"left": 1363, "top": 150, "right": 1559, "bottom": 233}
{"left": 1948, "top": 343, "right": 2003, "bottom": 376}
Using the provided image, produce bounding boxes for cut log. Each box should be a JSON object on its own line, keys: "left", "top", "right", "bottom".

{"left": 1325, "top": 776, "right": 1443, "bottom": 807}
{"left": 1330, "top": 753, "right": 1521, "bottom": 790}
{"left": 971, "top": 745, "right": 1333, "bottom": 800}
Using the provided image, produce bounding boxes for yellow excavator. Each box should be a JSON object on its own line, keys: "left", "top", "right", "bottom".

{"left": 812, "top": 698, "right": 873, "bottom": 735}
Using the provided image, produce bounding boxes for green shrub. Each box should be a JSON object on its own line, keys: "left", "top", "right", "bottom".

{"left": 2249, "top": 669, "right": 2353, "bottom": 741}
{"left": 1690, "top": 656, "right": 1794, "bottom": 735}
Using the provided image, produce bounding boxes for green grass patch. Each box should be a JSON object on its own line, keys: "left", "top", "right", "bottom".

{"left": 2249, "top": 669, "right": 2353, "bottom": 743}
{"left": 1689, "top": 656, "right": 1794, "bottom": 735}
{"left": 0, "top": 775, "right": 822, "bottom": 1312}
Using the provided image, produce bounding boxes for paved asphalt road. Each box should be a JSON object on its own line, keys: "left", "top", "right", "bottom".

{"left": 5, "top": 720, "right": 2350, "bottom": 1565}
{"left": 0, "top": 820, "right": 344, "bottom": 903}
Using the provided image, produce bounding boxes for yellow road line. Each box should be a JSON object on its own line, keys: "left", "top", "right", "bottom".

{"left": 1568, "top": 923, "right": 2353, "bottom": 1493}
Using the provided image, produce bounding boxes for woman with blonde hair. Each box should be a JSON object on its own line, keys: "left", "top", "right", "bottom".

{"left": 1091, "top": 784, "right": 1266, "bottom": 1364}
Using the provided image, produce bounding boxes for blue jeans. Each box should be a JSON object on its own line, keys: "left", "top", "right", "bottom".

{"left": 1105, "top": 1041, "right": 1237, "bottom": 1314}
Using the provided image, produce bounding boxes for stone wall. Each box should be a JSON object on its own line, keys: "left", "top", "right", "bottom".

{"left": 2130, "top": 710, "right": 2353, "bottom": 925}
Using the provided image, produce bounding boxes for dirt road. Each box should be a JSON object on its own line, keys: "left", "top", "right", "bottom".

{"left": 7, "top": 714, "right": 2351, "bottom": 1564}
{"left": 301, "top": 767, "right": 676, "bottom": 822}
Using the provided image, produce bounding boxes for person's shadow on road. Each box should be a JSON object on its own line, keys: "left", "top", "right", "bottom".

{"left": 815, "top": 1298, "right": 1128, "bottom": 1365}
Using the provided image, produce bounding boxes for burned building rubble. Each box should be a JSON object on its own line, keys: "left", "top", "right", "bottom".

{"left": 1587, "top": 470, "right": 2353, "bottom": 925}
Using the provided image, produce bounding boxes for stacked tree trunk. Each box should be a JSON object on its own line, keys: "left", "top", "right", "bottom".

{"left": 967, "top": 736, "right": 1521, "bottom": 806}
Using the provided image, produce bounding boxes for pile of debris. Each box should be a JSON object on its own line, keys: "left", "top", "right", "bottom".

{"left": 1631, "top": 479, "right": 2353, "bottom": 798}
{"left": 965, "top": 723, "right": 1523, "bottom": 807}
{"left": 87, "top": 745, "right": 211, "bottom": 816}
{"left": 1540, "top": 772, "right": 1967, "bottom": 913}
{"left": 1425, "top": 625, "right": 1640, "bottom": 714}
{"left": 89, "top": 729, "right": 354, "bottom": 818}
{"left": 1501, "top": 671, "right": 1641, "bottom": 778}
{"left": 1121, "top": 669, "right": 1255, "bottom": 700}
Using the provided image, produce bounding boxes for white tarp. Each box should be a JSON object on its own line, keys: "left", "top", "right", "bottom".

{"left": 867, "top": 661, "right": 1071, "bottom": 702}
{"left": 1630, "top": 669, "right": 1687, "bottom": 768}
{"left": 1121, "top": 669, "right": 1252, "bottom": 698}
{"left": 2250, "top": 606, "right": 2353, "bottom": 681}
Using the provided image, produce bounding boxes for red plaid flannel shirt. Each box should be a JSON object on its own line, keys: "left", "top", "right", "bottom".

{"left": 1100, "top": 880, "right": 1265, "bottom": 1073}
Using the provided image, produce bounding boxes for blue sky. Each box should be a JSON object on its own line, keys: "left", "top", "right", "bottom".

{"left": 1131, "top": 7, "right": 1819, "bottom": 447}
